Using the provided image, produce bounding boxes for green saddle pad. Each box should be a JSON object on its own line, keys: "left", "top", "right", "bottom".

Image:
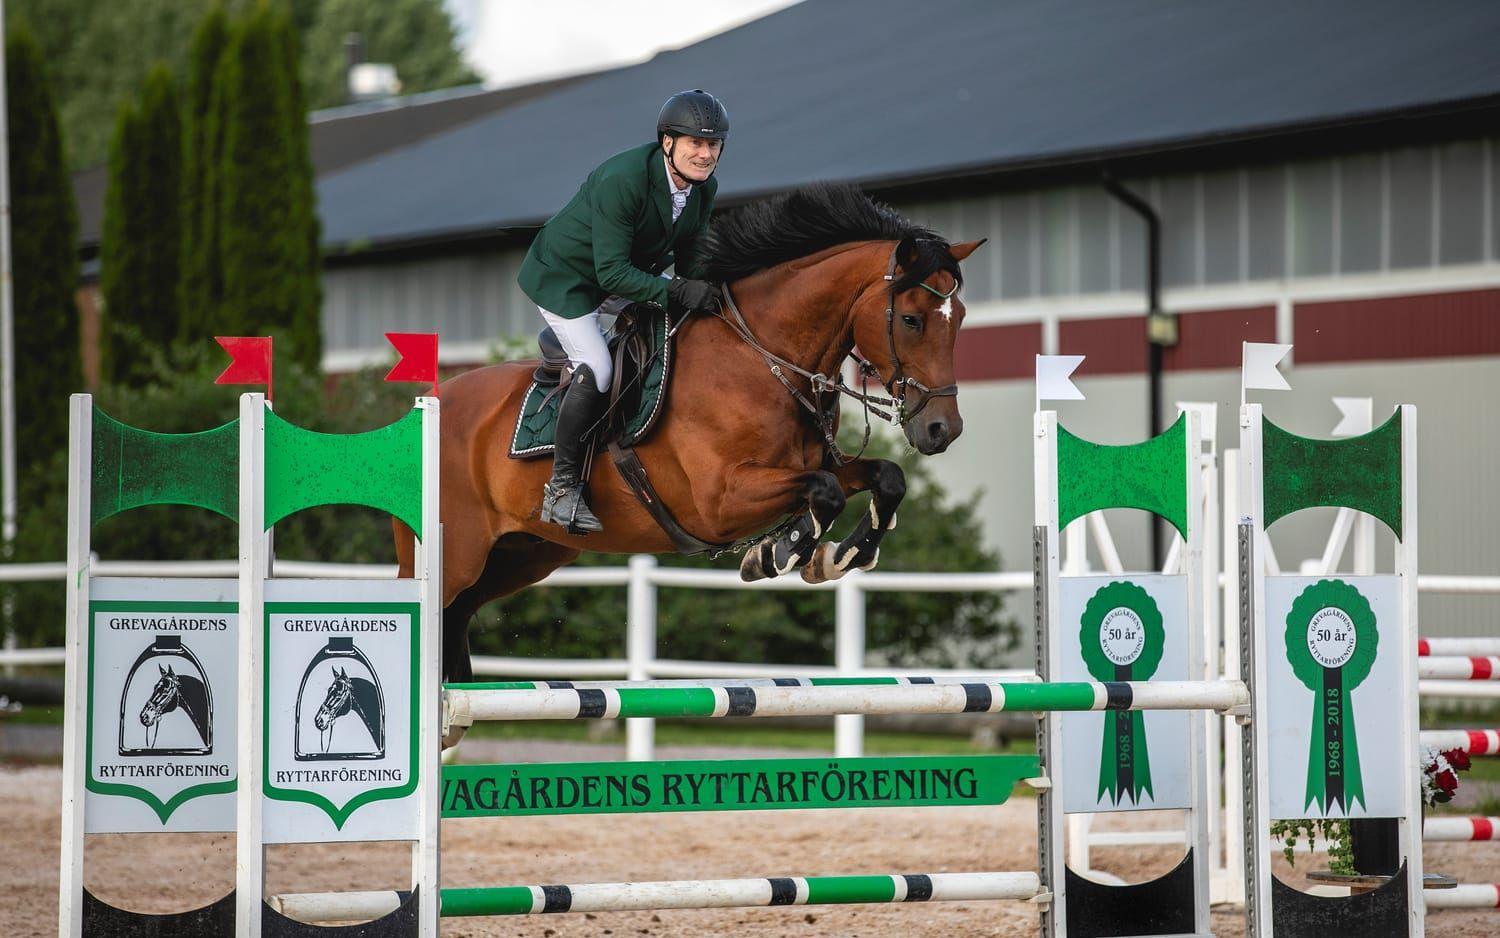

{"left": 510, "top": 307, "right": 672, "bottom": 459}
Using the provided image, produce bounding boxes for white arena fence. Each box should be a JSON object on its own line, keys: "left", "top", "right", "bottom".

{"left": 4, "top": 556, "right": 1498, "bottom": 754}
{"left": 0, "top": 555, "right": 1035, "bottom": 759}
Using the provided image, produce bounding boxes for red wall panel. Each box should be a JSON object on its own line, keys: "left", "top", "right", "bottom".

{"left": 1164, "top": 306, "right": 1276, "bottom": 370}
{"left": 1059, "top": 316, "right": 1147, "bottom": 376}
{"left": 953, "top": 289, "right": 1497, "bottom": 382}
{"left": 954, "top": 321, "right": 1043, "bottom": 382}
{"left": 1295, "top": 289, "right": 1500, "bottom": 363}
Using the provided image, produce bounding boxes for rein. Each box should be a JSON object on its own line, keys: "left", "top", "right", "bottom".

{"left": 713, "top": 242, "right": 958, "bottom": 466}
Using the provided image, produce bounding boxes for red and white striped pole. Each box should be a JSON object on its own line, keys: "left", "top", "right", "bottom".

{"left": 1426, "top": 883, "right": 1500, "bottom": 910}
{"left": 1418, "top": 656, "right": 1500, "bottom": 680}
{"left": 1423, "top": 816, "right": 1500, "bottom": 841}
{"left": 1420, "top": 729, "right": 1500, "bottom": 755}
{"left": 1419, "top": 638, "right": 1500, "bottom": 657}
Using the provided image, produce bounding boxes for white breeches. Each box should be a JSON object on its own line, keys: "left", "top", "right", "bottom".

{"left": 539, "top": 307, "right": 612, "bottom": 389}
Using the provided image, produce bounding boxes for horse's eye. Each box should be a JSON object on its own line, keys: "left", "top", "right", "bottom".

{"left": 902, "top": 315, "right": 922, "bottom": 332}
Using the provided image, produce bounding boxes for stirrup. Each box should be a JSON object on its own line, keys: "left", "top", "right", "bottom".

{"left": 541, "top": 480, "right": 603, "bottom": 534}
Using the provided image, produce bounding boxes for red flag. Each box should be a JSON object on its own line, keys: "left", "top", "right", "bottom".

{"left": 214, "top": 336, "right": 273, "bottom": 400}
{"left": 385, "top": 332, "right": 439, "bottom": 397}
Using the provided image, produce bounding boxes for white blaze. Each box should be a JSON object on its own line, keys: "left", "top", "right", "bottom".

{"left": 937, "top": 295, "right": 953, "bottom": 322}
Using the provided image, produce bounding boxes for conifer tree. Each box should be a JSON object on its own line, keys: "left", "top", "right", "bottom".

{"left": 100, "top": 65, "right": 184, "bottom": 380}
{"left": 179, "top": 3, "right": 229, "bottom": 338}
{"left": 216, "top": 2, "right": 322, "bottom": 368}
{"left": 6, "top": 23, "right": 80, "bottom": 471}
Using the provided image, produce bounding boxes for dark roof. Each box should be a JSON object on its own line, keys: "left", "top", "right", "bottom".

{"left": 308, "top": 74, "right": 590, "bottom": 176}
{"left": 71, "top": 73, "right": 593, "bottom": 248}
{"left": 316, "top": 0, "right": 1500, "bottom": 252}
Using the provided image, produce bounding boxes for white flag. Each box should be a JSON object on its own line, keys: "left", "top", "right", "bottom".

{"left": 1241, "top": 342, "right": 1291, "bottom": 393}
{"left": 1036, "top": 355, "right": 1085, "bottom": 403}
{"left": 1331, "top": 397, "right": 1373, "bottom": 438}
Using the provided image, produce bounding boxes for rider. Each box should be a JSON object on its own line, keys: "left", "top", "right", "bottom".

{"left": 517, "top": 90, "right": 729, "bottom": 534}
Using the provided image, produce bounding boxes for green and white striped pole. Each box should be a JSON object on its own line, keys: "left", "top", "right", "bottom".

{"left": 272, "top": 871, "right": 1043, "bottom": 921}
{"left": 443, "top": 679, "right": 1248, "bottom": 728}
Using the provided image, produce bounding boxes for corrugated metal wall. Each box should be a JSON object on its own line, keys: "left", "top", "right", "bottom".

{"left": 324, "top": 135, "right": 1499, "bottom": 359}
{"left": 323, "top": 250, "right": 535, "bottom": 356}
{"left": 890, "top": 136, "right": 1499, "bottom": 303}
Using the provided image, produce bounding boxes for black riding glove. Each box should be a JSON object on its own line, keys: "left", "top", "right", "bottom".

{"left": 668, "top": 276, "right": 721, "bottom": 312}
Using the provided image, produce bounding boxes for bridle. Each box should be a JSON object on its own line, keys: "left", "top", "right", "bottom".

{"left": 713, "top": 241, "right": 959, "bottom": 465}
{"left": 866, "top": 242, "right": 960, "bottom": 426}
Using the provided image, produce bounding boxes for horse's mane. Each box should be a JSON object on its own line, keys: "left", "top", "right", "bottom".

{"left": 698, "top": 182, "right": 962, "bottom": 294}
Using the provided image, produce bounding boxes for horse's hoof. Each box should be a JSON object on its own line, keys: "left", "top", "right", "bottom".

{"left": 801, "top": 542, "right": 844, "bottom": 584}
{"left": 442, "top": 724, "right": 468, "bottom": 750}
{"left": 859, "top": 547, "right": 881, "bottom": 571}
{"left": 740, "top": 542, "right": 770, "bottom": 582}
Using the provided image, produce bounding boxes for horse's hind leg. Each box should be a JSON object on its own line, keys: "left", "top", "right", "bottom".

{"left": 802, "top": 458, "right": 904, "bottom": 584}
{"left": 738, "top": 469, "right": 846, "bottom": 582}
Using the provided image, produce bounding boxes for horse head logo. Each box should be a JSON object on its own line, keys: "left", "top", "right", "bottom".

{"left": 313, "top": 666, "right": 384, "bottom": 754}
{"left": 138, "top": 663, "right": 210, "bottom": 751}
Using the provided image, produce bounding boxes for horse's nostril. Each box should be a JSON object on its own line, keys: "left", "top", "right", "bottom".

{"left": 927, "top": 420, "right": 948, "bottom": 441}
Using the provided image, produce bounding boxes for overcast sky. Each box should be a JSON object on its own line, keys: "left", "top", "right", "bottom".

{"left": 443, "top": 0, "right": 802, "bottom": 88}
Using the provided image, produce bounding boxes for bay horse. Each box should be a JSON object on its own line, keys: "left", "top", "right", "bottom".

{"left": 395, "top": 184, "right": 984, "bottom": 701}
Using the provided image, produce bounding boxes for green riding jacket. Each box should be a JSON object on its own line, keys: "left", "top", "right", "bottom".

{"left": 518, "top": 141, "right": 718, "bottom": 319}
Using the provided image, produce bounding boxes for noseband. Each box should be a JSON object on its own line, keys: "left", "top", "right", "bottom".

{"left": 713, "top": 241, "right": 959, "bottom": 466}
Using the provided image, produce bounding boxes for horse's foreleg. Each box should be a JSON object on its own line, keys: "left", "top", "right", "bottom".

{"left": 802, "top": 458, "right": 905, "bottom": 583}
{"left": 737, "top": 469, "right": 846, "bottom": 582}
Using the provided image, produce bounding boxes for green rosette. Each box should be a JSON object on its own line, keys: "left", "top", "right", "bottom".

{"left": 1284, "top": 579, "right": 1377, "bottom": 815}
{"left": 1079, "top": 581, "right": 1165, "bottom": 805}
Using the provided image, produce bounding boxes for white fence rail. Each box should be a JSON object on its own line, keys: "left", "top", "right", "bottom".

{"left": 0, "top": 554, "right": 1035, "bottom": 759}
{"left": 4, "top": 552, "right": 1497, "bottom": 755}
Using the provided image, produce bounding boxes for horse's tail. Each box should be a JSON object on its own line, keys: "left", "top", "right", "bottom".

{"left": 392, "top": 518, "right": 416, "bottom": 579}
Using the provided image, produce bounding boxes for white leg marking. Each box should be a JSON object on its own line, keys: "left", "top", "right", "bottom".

{"left": 834, "top": 544, "right": 858, "bottom": 571}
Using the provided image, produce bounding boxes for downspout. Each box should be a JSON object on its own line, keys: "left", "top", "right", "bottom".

{"left": 1102, "top": 172, "right": 1177, "bottom": 566}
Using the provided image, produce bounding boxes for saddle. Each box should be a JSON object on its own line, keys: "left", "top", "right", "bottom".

{"left": 509, "top": 299, "right": 730, "bottom": 555}
{"left": 509, "top": 299, "right": 671, "bottom": 457}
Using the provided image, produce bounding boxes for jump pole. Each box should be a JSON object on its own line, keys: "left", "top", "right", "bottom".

{"left": 1419, "top": 729, "right": 1500, "bottom": 755}
{"left": 444, "top": 679, "right": 1247, "bottom": 727}
{"left": 272, "top": 871, "right": 1044, "bottom": 921}
{"left": 1422, "top": 817, "right": 1500, "bottom": 842}
{"left": 1419, "top": 638, "right": 1500, "bottom": 656}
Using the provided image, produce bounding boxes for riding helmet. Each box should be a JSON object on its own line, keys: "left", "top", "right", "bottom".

{"left": 656, "top": 90, "right": 729, "bottom": 141}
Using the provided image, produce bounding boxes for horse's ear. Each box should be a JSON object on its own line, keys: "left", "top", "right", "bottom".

{"left": 160, "top": 664, "right": 167, "bottom": 675}
{"left": 948, "top": 238, "right": 987, "bottom": 262}
{"left": 894, "top": 235, "right": 922, "bottom": 272}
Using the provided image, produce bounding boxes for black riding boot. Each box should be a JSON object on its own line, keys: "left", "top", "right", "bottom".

{"left": 541, "top": 365, "right": 608, "bottom": 534}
